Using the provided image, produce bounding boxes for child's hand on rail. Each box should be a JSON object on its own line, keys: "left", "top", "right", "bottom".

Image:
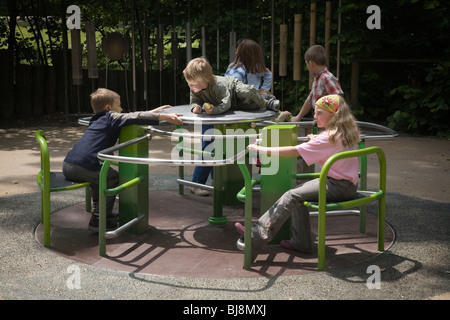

{"left": 159, "top": 113, "right": 183, "bottom": 125}
{"left": 247, "top": 144, "right": 262, "bottom": 153}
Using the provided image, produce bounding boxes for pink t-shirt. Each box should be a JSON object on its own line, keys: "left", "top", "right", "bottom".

{"left": 295, "top": 131, "right": 359, "bottom": 185}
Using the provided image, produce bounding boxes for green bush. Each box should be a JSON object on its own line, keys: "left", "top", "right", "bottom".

{"left": 388, "top": 63, "right": 450, "bottom": 138}
{"left": 1, "top": 0, "right": 449, "bottom": 137}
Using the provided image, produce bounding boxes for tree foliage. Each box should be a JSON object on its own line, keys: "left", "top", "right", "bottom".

{"left": 1, "top": 0, "right": 449, "bottom": 137}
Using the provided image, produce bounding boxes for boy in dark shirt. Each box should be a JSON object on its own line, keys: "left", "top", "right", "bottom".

{"left": 63, "top": 88, "right": 182, "bottom": 231}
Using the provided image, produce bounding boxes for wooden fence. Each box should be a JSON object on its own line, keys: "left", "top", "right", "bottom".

{"left": 0, "top": 50, "right": 189, "bottom": 120}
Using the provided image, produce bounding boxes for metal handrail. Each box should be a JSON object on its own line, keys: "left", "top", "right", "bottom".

{"left": 146, "top": 121, "right": 397, "bottom": 146}
{"left": 97, "top": 133, "right": 250, "bottom": 167}
{"left": 263, "top": 119, "right": 398, "bottom": 140}
{"left": 82, "top": 115, "right": 398, "bottom": 142}
{"left": 146, "top": 125, "right": 261, "bottom": 140}
{"left": 78, "top": 116, "right": 92, "bottom": 126}
{"left": 97, "top": 131, "right": 251, "bottom": 255}
{"left": 150, "top": 121, "right": 398, "bottom": 143}
{"left": 262, "top": 120, "right": 316, "bottom": 127}
{"left": 356, "top": 121, "right": 399, "bottom": 139}
{"left": 97, "top": 121, "right": 397, "bottom": 167}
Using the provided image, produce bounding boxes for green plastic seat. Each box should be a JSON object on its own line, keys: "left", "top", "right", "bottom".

{"left": 237, "top": 146, "right": 386, "bottom": 271}
{"left": 35, "top": 130, "right": 91, "bottom": 247}
{"left": 303, "top": 146, "right": 386, "bottom": 270}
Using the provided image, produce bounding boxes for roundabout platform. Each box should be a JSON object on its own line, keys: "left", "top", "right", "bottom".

{"left": 35, "top": 187, "right": 394, "bottom": 278}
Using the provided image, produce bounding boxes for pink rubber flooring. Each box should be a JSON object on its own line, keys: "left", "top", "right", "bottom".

{"left": 35, "top": 189, "right": 394, "bottom": 278}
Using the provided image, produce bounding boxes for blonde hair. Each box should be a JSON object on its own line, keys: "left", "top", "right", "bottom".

{"left": 325, "top": 96, "right": 360, "bottom": 147}
{"left": 90, "top": 88, "right": 120, "bottom": 113}
{"left": 183, "top": 57, "right": 216, "bottom": 86}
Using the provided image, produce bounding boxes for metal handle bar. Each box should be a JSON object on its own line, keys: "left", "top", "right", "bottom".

{"left": 97, "top": 134, "right": 250, "bottom": 167}
{"left": 146, "top": 125, "right": 260, "bottom": 140}
{"left": 261, "top": 120, "right": 316, "bottom": 127}
{"left": 356, "top": 121, "right": 399, "bottom": 139}
{"left": 264, "top": 120, "right": 398, "bottom": 140}
{"left": 82, "top": 115, "right": 397, "bottom": 141}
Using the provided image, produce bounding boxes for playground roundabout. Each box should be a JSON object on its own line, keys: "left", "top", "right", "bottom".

{"left": 35, "top": 106, "right": 397, "bottom": 279}
{"left": 35, "top": 189, "right": 395, "bottom": 278}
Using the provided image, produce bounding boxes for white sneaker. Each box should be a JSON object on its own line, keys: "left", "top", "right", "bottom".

{"left": 189, "top": 186, "right": 209, "bottom": 196}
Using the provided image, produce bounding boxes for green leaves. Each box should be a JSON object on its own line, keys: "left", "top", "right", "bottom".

{"left": 388, "top": 64, "right": 450, "bottom": 137}
{"left": 2, "top": 0, "right": 449, "bottom": 137}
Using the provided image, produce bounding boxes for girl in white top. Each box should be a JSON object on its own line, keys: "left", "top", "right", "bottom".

{"left": 236, "top": 94, "right": 360, "bottom": 261}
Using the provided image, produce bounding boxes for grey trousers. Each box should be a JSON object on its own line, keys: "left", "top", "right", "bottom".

{"left": 62, "top": 161, "right": 119, "bottom": 215}
{"left": 254, "top": 177, "right": 357, "bottom": 253}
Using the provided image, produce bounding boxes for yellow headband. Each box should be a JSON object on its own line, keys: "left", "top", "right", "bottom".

{"left": 315, "top": 95, "right": 340, "bottom": 113}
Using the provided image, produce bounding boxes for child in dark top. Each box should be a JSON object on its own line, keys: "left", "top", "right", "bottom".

{"left": 63, "top": 88, "right": 182, "bottom": 231}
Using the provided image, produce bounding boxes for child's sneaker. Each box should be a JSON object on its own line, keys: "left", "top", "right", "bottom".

{"left": 280, "top": 240, "right": 295, "bottom": 250}
{"left": 275, "top": 111, "right": 292, "bottom": 122}
{"left": 91, "top": 207, "right": 119, "bottom": 221}
{"left": 265, "top": 98, "right": 280, "bottom": 112}
{"left": 88, "top": 213, "right": 119, "bottom": 232}
{"left": 107, "top": 211, "right": 119, "bottom": 221}
{"left": 236, "top": 237, "right": 245, "bottom": 251}
{"left": 235, "top": 222, "right": 245, "bottom": 236}
{"left": 189, "top": 186, "right": 209, "bottom": 196}
{"left": 234, "top": 222, "right": 266, "bottom": 262}
{"left": 235, "top": 223, "right": 245, "bottom": 251}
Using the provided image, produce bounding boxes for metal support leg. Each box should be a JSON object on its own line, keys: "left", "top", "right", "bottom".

{"left": 209, "top": 123, "right": 252, "bottom": 225}
{"left": 358, "top": 140, "right": 367, "bottom": 233}
{"left": 177, "top": 125, "right": 184, "bottom": 195}
{"left": 260, "top": 124, "right": 298, "bottom": 244}
{"left": 118, "top": 125, "right": 149, "bottom": 234}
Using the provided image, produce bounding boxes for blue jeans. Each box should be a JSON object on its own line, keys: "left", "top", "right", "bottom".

{"left": 192, "top": 124, "right": 214, "bottom": 184}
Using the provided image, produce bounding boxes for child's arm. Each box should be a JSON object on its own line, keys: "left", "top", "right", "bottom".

{"left": 225, "top": 66, "right": 246, "bottom": 83}
{"left": 111, "top": 110, "right": 182, "bottom": 126}
{"left": 151, "top": 105, "right": 172, "bottom": 113}
{"left": 247, "top": 144, "right": 300, "bottom": 157}
{"left": 261, "top": 71, "right": 273, "bottom": 92}
{"left": 158, "top": 113, "right": 183, "bottom": 125}
{"left": 207, "top": 83, "right": 232, "bottom": 115}
{"left": 189, "top": 90, "right": 204, "bottom": 114}
{"left": 290, "top": 97, "right": 313, "bottom": 122}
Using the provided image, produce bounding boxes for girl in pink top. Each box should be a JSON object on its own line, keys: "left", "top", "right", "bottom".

{"left": 235, "top": 94, "right": 360, "bottom": 262}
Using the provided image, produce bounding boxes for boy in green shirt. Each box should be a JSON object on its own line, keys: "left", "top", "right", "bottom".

{"left": 183, "top": 57, "right": 279, "bottom": 115}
